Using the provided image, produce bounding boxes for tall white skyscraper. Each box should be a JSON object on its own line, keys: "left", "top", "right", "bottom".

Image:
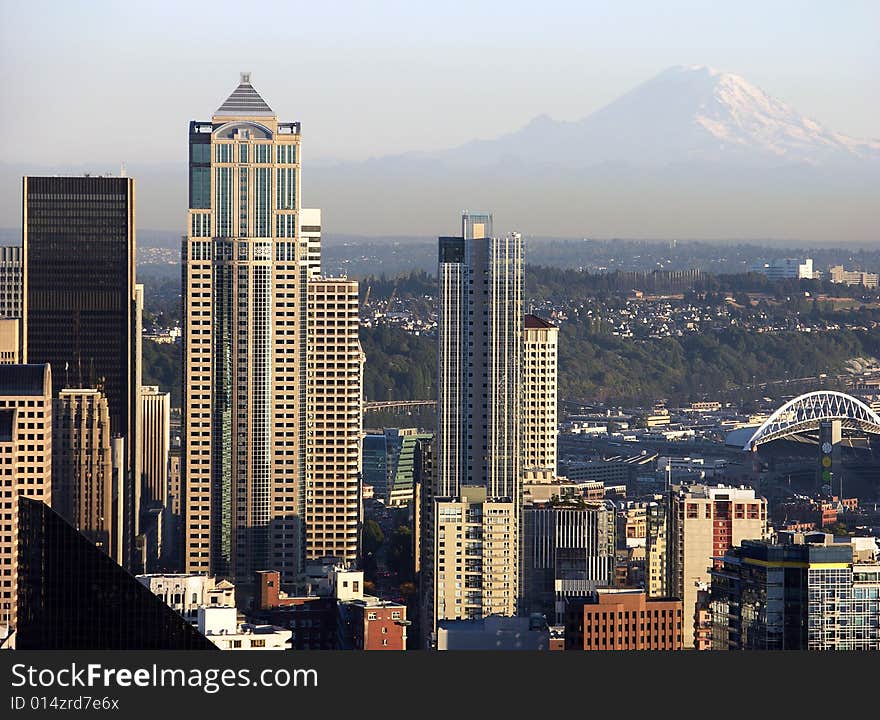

{"left": 436, "top": 213, "right": 523, "bottom": 501}
{"left": 182, "top": 74, "right": 305, "bottom": 583}
{"left": 426, "top": 212, "right": 523, "bottom": 640}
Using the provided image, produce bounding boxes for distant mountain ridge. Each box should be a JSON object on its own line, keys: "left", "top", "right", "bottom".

{"left": 0, "top": 66, "right": 876, "bottom": 240}
{"left": 411, "top": 65, "right": 879, "bottom": 168}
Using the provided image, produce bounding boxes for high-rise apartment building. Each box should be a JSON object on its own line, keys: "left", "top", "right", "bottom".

{"left": 23, "top": 175, "right": 140, "bottom": 568}
{"left": 427, "top": 213, "right": 523, "bottom": 641}
{"left": 305, "top": 277, "right": 363, "bottom": 564}
{"left": 436, "top": 213, "right": 522, "bottom": 501}
{"left": 183, "top": 74, "right": 307, "bottom": 582}
{"left": 0, "top": 246, "right": 22, "bottom": 320}
{"left": 710, "top": 532, "right": 880, "bottom": 650}
{"left": 522, "top": 314, "right": 558, "bottom": 482}
{"left": 0, "top": 364, "right": 52, "bottom": 638}
{"left": 647, "top": 484, "right": 767, "bottom": 647}
{"left": 52, "top": 388, "right": 117, "bottom": 562}
{"left": 430, "top": 487, "right": 518, "bottom": 628}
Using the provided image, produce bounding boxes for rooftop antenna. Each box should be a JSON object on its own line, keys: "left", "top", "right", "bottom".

{"left": 120, "top": 161, "right": 127, "bottom": 178}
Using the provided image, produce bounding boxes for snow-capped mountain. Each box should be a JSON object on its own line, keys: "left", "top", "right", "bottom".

{"left": 301, "top": 65, "right": 877, "bottom": 239}
{"left": 435, "top": 65, "right": 879, "bottom": 168}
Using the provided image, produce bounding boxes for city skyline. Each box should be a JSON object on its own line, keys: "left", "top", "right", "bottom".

{"left": 1, "top": 7, "right": 880, "bottom": 664}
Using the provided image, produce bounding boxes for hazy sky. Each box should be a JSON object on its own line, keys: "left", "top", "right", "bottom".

{"left": 1, "top": 0, "right": 877, "bottom": 166}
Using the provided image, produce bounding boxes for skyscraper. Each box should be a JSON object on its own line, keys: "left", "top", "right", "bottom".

{"left": 646, "top": 484, "right": 767, "bottom": 647}
{"left": 0, "top": 246, "right": 22, "bottom": 320}
{"left": 427, "top": 212, "right": 523, "bottom": 639}
{"left": 436, "top": 212, "right": 523, "bottom": 500}
{"left": 23, "top": 175, "right": 140, "bottom": 568}
{"left": 0, "top": 364, "right": 52, "bottom": 639}
{"left": 522, "top": 314, "right": 558, "bottom": 482}
{"left": 183, "top": 74, "right": 305, "bottom": 582}
{"left": 52, "top": 388, "right": 116, "bottom": 562}
{"left": 139, "top": 385, "right": 171, "bottom": 570}
{"left": 305, "top": 277, "right": 363, "bottom": 564}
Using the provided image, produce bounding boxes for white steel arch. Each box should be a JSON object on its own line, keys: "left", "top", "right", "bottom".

{"left": 744, "top": 390, "right": 880, "bottom": 451}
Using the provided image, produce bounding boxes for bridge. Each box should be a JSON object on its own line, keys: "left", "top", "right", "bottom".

{"left": 744, "top": 390, "right": 880, "bottom": 451}
{"left": 364, "top": 400, "right": 437, "bottom": 412}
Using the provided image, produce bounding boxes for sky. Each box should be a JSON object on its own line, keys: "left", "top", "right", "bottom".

{"left": 0, "top": 0, "right": 877, "bottom": 235}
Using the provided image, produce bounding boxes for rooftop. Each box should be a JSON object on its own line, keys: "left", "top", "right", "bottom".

{"left": 525, "top": 313, "right": 556, "bottom": 329}
{"left": 215, "top": 72, "right": 275, "bottom": 117}
{"left": 0, "top": 364, "right": 48, "bottom": 396}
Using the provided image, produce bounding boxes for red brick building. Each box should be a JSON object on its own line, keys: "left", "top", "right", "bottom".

{"left": 565, "top": 589, "right": 683, "bottom": 651}
{"left": 345, "top": 600, "right": 407, "bottom": 650}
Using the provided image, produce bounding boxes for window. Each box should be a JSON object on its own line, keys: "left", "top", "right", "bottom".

{"left": 251, "top": 639, "right": 266, "bottom": 648}
{"left": 368, "top": 612, "right": 377, "bottom": 620}
{"left": 382, "top": 639, "right": 388, "bottom": 647}
{"left": 231, "top": 640, "right": 242, "bottom": 649}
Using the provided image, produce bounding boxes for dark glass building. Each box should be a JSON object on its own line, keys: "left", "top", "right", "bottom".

{"left": 16, "top": 497, "right": 215, "bottom": 650}
{"left": 709, "top": 532, "right": 880, "bottom": 650}
{"left": 22, "top": 176, "right": 140, "bottom": 568}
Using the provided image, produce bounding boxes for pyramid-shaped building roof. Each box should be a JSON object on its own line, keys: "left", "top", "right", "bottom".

{"left": 215, "top": 72, "right": 275, "bottom": 117}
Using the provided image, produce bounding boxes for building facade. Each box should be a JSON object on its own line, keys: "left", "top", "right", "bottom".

{"left": 52, "top": 388, "right": 116, "bottom": 562}
{"left": 0, "top": 319, "right": 20, "bottom": 364}
{"left": 645, "top": 484, "right": 767, "bottom": 647}
{"left": 0, "top": 364, "right": 51, "bottom": 639}
{"left": 182, "top": 74, "right": 306, "bottom": 583}
{"left": 828, "top": 265, "right": 878, "bottom": 288}
{"left": 522, "top": 501, "right": 616, "bottom": 624}
{"left": 429, "top": 213, "right": 522, "bottom": 640}
{"left": 565, "top": 589, "right": 683, "bottom": 651}
{"left": 0, "top": 246, "right": 22, "bottom": 321}
{"left": 428, "top": 486, "right": 518, "bottom": 639}
{"left": 139, "top": 386, "right": 170, "bottom": 570}
{"left": 710, "top": 532, "right": 880, "bottom": 650}
{"left": 522, "top": 314, "right": 558, "bottom": 482}
{"left": 305, "top": 277, "right": 363, "bottom": 564}
{"left": 23, "top": 175, "right": 140, "bottom": 569}
{"left": 15, "top": 496, "right": 216, "bottom": 650}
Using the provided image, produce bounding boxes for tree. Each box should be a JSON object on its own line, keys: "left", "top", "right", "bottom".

{"left": 388, "top": 525, "right": 414, "bottom": 583}
{"left": 363, "top": 520, "right": 384, "bottom": 556}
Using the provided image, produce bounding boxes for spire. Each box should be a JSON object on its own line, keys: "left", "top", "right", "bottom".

{"left": 215, "top": 72, "right": 275, "bottom": 117}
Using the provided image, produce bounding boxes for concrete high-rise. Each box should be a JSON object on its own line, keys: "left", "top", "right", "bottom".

{"left": 305, "top": 277, "right": 363, "bottom": 564}
{"left": 427, "top": 213, "right": 523, "bottom": 641}
{"left": 647, "top": 484, "right": 767, "bottom": 647}
{"left": 183, "top": 74, "right": 306, "bottom": 583}
{"left": 436, "top": 213, "right": 522, "bottom": 500}
{"left": 522, "top": 314, "right": 558, "bottom": 482}
{"left": 52, "top": 388, "right": 117, "bottom": 563}
{"left": 0, "top": 246, "right": 23, "bottom": 321}
{"left": 0, "top": 364, "right": 52, "bottom": 639}
{"left": 139, "top": 385, "right": 170, "bottom": 570}
{"left": 23, "top": 175, "right": 140, "bottom": 569}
